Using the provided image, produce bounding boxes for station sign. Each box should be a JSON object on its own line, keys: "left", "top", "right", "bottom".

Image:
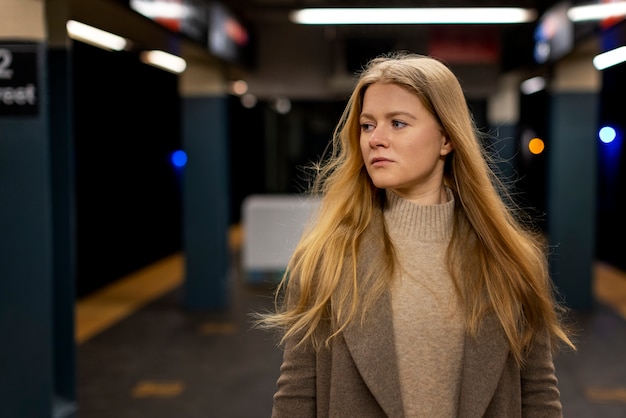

{"left": 0, "top": 42, "right": 39, "bottom": 117}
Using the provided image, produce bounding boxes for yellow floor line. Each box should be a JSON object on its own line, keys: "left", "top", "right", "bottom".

{"left": 75, "top": 252, "right": 184, "bottom": 344}
{"left": 585, "top": 387, "right": 626, "bottom": 403}
{"left": 74, "top": 241, "right": 626, "bottom": 346}
{"left": 594, "top": 261, "right": 626, "bottom": 320}
{"left": 131, "top": 380, "right": 185, "bottom": 398}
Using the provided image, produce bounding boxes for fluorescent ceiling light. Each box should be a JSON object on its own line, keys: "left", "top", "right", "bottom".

{"left": 520, "top": 76, "right": 546, "bottom": 95}
{"left": 289, "top": 8, "right": 537, "bottom": 25}
{"left": 593, "top": 46, "right": 626, "bottom": 70}
{"left": 568, "top": 2, "right": 626, "bottom": 22}
{"left": 130, "top": 0, "right": 191, "bottom": 19}
{"left": 66, "top": 20, "right": 129, "bottom": 51}
{"left": 140, "top": 50, "right": 187, "bottom": 74}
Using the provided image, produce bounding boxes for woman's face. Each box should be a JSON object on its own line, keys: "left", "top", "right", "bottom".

{"left": 359, "top": 82, "right": 453, "bottom": 204}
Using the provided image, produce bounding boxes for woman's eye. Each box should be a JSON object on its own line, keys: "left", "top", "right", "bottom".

{"left": 392, "top": 120, "right": 407, "bottom": 128}
{"left": 361, "top": 122, "right": 374, "bottom": 132}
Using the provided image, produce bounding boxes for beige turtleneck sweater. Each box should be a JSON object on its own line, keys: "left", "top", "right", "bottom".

{"left": 384, "top": 189, "right": 465, "bottom": 417}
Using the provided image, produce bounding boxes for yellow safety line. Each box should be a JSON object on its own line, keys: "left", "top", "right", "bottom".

{"left": 131, "top": 380, "right": 185, "bottom": 398}
{"left": 75, "top": 252, "right": 185, "bottom": 344}
{"left": 74, "top": 235, "right": 625, "bottom": 345}
{"left": 594, "top": 261, "right": 626, "bottom": 320}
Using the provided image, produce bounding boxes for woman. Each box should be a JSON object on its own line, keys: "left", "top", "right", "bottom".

{"left": 255, "top": 52, "right": 575, "bottom": 417}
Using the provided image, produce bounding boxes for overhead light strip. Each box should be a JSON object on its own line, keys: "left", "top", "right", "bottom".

{"left": 593, "top": 46, "right": 626, "bottom": 70}
{"left": 129, "top": 0, "right": 191, "bottom": 19}
{"left": 140, "top": 50, "right": 187, "bottom": 74}
{"left": 568, "top": 2, "right": 626, "bottom": 22}
{"left": 66, "top": 20, "right": 129, "bottom": 51}
{"left": 289, "top": 8, "right": 537, "bottom": 25}
{"left": 520, "top": 76, "right": 547, "bottom": 95}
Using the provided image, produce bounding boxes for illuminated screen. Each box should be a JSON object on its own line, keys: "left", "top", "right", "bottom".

{"left": 128, "top": 0, "right": 254, "bottom": 67}
{"left": 534, "top": 1, "right": 574, "bottom": 64}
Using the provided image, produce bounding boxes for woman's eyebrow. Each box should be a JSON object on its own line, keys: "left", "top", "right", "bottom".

{"left": 360, "top": 111, "right": 417, "bottom": 120}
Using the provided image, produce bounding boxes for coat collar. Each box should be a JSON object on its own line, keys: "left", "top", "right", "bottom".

{"left": 343, "top": 294, "right": 405, "bottom": 418}
{"left": 343, "top": 208, "right": 405, "bottom": 416}
{"left": 344, "top": 296, "right": 509, "bottom": 418}
{"left": 458, "top": 314, "right": 510, "bottom": 417}
{"left": 341, "top": 209, "right": 510, "bottom": 417}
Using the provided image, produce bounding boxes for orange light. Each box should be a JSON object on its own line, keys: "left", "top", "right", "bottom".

{"left": 528, "top": 137, "right": 545, "bottom": 155}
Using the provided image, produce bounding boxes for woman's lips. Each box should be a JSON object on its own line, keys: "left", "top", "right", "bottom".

{"left": 371, "top": 157, "right": 392, "bottom": 167}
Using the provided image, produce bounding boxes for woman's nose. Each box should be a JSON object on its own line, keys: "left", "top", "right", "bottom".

{"left": 369, "top": 126, "right": 389, "bottom": 148}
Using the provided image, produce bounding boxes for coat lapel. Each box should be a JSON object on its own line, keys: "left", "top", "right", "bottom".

{"left": 340, "top": 208, "right": 510, "bottom": 417}
{"left": 344, "top": 294, "right": 405, "bottom": 418}
{"left": 340, "top": 209, "right": 404, "bottom": 417}
{"left": 458, "top": 315, "right": 510, "bottom": 418}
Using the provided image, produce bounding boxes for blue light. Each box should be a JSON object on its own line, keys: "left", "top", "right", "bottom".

{"left": 171, "top": 150, "right": 187, "bottom": 168}
{"left": 599, "top": 126, "right": 617, "bottom": 144}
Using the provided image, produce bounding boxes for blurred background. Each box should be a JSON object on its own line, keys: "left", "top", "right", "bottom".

{"left": 2, "top": 0, "right": 626, "bottom": 417}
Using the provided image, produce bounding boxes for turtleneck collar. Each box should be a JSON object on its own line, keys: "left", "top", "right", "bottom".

{"left": 383, "top": 188, "right": 455, "bottom": 243}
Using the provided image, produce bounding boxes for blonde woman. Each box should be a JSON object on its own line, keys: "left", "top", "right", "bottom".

{"left": 256, "top": 52, "right": 575, "bottom": 417}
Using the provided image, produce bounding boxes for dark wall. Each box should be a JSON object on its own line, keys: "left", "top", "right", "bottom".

{"left": 227, "top": 95, "right": 266, "bottom": 224}
{"left": 597, "top": 51, "right": 626, "bottom": 271}
{"left": 594, "top": 20, "right": 626, "bottom": 271}
{"left": 517, "top": 89, "right": 550, "bottom": 231}
{"left": 227, "top": 97, "right": 344, "bottom": 223}
{"left": 72, "top": 41, "right": 182, "bottom": 297}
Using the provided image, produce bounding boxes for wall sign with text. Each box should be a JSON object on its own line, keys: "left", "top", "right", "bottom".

{"left": 0, "top": 42, "right": 39, "bottom": 117}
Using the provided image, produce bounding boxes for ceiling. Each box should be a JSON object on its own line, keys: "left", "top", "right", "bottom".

{"left": 213, "top": 0, "right": 565, "bottom": 100}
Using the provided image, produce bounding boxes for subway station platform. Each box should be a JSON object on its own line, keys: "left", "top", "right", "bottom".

{"left": 75, "top": 231, "right": 626, "bottom": 418}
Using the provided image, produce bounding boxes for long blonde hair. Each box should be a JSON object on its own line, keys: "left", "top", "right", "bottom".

{"left": 256, "top": 51, "right": 574, "bottom": 366}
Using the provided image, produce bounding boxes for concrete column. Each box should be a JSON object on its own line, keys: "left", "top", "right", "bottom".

{"left": 547, "top": 40, "right": 601, "bottom": 310}
{"left": 179, "top": 55, "right": 231, "bottom": 310}
{"left": 0, "top": 1, "right": 64, "bottom": 417}
{"left": 46, "top": 0, "right": 77, "bottom": 412}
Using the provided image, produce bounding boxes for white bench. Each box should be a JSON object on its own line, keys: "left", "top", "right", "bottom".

{"left": 241, "top": 194, "right": 321, "bottom": 283}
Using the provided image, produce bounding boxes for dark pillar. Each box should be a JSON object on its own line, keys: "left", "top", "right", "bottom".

{"left": 48, "top": 44, "right": 77, "bottom": 414}
{"left": 547, "top": 55, "right": 599, "bottom": 310}
{"left": 0, "top": 37, "right": 55, "bottom": 418}
{"left": 182, "top": 93, "right": 230, "bottom": 310}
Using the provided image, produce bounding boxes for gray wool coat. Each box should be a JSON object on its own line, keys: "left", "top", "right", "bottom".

{"left": 271, "top": 214, "right": 563, "bottom": 418}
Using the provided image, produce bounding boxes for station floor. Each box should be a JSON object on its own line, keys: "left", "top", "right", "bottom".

{"left": 76, "top": 229, "right": 626, "bottom": 418}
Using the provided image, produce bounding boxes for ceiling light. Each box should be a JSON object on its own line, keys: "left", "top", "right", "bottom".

{"left": 130, "top": 0, "right": 191, "bottom": 19}
{"left": 289, "top": 8, "right": 537, "bottom": 25}
{"left": 593, "top": 46, "right": 626, "bottom": 70}
{"left": 140, "top": 50, "right": 187, "bottom": 74}
{"left": 229, "top": 80, "right": 248, "bottom": 96}
{"left": 520, "top": 76, "right": 546, "bottom": 95}
{"left": 568, "top": 2, "right": 626, "bottom": 22}
{"left": 66, "top": 20, "right": 129, "bottom": 51}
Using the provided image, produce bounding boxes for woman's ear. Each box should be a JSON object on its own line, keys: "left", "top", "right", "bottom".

{"left": 440, "top": 134, "right": 453, "bottom": 156}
